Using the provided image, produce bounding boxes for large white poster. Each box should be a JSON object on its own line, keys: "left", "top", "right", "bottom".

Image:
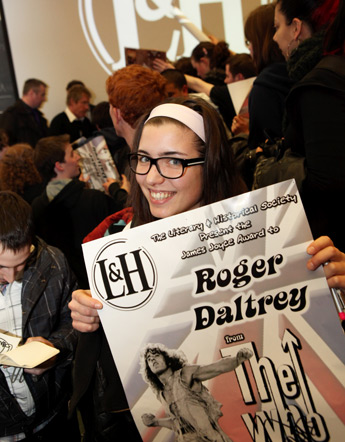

{"left": 83, "top": 180, "right": 345, "bottom": 441}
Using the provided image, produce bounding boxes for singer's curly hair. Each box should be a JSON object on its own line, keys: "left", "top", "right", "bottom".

{"left": 139, "top": 343, "right": 187, "bottom": 397}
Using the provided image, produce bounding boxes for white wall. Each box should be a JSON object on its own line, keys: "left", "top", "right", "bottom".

{"left": 2, "top": 0, "right": 263, "bottom": 122}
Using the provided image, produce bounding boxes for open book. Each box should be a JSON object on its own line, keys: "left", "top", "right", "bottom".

{"left": 0, "top": 341, "right": 59, "bottom": 368}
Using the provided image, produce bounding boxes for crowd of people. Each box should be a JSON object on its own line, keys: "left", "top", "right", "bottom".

{"left": 0, "top": 0, "right": 344, "bottom": 440}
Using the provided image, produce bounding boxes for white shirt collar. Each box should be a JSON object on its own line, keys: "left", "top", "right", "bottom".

{"left": 65, "top": 106, "right": 84, "bottom": 123}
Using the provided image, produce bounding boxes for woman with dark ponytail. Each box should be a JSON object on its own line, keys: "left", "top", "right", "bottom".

{"left": 190, "top": 41, "right": 231, "bottom": 85}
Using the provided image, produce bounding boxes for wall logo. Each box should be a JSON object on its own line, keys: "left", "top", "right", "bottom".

{"left": 92, "top": 239, "right": 157, "bottom": 310}
{"left": 78, "top": 0, "right": 250, "bottom": 75}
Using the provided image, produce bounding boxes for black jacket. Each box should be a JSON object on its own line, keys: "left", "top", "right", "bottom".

{"left": 0, "top": 99, "right": 48, "bottom": 147}
{"left": 49, "top": 112, "right": 95, "bottom": 143}
{"left": 248, "top": 62, "right": 293, "bottom": 149}
{"left": 210, "top": 85, "right": 236, "bottom": 131}
{"left": 69, "top": 208, "right": 141, "bottom": 441}
{"left": 31, "top": 179, "right": 117, "bottom": 287}
{"left": 69, "top": 328, "right": 142, "bottom": 441}
{"left": 285, "top": 55, "right": 345, "bottom": 250}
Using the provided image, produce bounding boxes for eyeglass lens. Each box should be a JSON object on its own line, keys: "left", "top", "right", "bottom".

{"left": 130, "top": 155, "right": 184, "bottom": 179}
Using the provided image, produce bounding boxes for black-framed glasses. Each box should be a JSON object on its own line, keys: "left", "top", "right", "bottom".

{"left": 128, "top": 153, "right": 205, "bottom": 179}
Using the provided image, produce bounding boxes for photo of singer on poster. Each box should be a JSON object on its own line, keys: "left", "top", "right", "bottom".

{"left": 140, "top": 343, "right": 252, "bottom": 441}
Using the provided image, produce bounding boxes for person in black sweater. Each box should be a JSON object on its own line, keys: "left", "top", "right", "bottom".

{"left": 0, "top": 78, "right": 48, "bottom": 147}
{"left": 49, "top": 84, "right": 96, "bottom": 143}
{"left": 232, "top": 3, "right": 293, "bottom": 149}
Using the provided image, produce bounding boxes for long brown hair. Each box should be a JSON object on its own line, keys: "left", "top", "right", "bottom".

{"left": 129, "top": 97, "right": 247, "bottom": 226}
{"left": 245, "top": 3, "right": 285, "bottom": 73}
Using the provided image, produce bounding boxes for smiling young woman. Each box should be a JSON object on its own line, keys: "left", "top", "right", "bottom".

{"left": 129, "top": 97, "right": 247, "bottom": 226}
{"left": 69, "top": 95, "right": 345, "bottom": 441}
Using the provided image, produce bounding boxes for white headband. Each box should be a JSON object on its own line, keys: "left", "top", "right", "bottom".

{"left": 145, "top": 103, "right": 205, "bottom": 142}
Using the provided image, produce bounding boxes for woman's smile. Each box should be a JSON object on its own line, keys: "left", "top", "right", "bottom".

{"left": 149, "top": 190, "right": 175, "bottom": 202}
{"left": 136, "top": 122, "right": 204, "bottom": 219}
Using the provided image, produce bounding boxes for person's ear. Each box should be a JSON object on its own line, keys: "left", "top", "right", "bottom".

{"left": 109, "top": 103, "right": 115, "bottom": 116}
{"left": 291, "top": 18, "right": 303, "bottom": 40}
{"left": 115, "top": 108, "right": 122, "bottom": 123}
{"left": 234, "top": 73, "right": 245, "bottom": 81}
{"left": 181, "top": 84, "right": 189, "bottom": 96}
{"left": 54, "top": 160, "right": 65, "bottom": 173}
{"left": 109, "top": 105, "right": 121, "bottom": 124}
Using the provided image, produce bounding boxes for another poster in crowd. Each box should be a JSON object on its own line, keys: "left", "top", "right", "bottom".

{"left": 125, "top": 47, "right": 166, "bottom": 69}
{"left": 82, "top": 179, "right": 345, "bottom": 441}
{"left": 227, "top": 76, "right": 256, "bottom": 116}
{"left": 76, "top": 135, "right": 120, "bottom": 191}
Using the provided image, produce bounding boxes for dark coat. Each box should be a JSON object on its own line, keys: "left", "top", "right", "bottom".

{"left": 210, "top": 85, "right": 236, "bottom": 131}
{"left": 248, "top": 62, "right": 293, "bottom": 149}
{"left": 49, "top": 112, "right": 95, "bottom": 143}
{"left": 31, "top": 179, "right": 118, "bottom": 287}
{"left": 0, "top": 99, "right": 48, "bottom": 147}
{"left": 69, "top": 208, "right": 141, "bottom": 441}
{"left": 285, "top": 55, "right": 345, "bottom": 250}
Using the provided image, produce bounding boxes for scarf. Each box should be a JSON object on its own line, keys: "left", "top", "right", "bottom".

{"left": 287, "top": 32, "right": 324, "bottom": 82}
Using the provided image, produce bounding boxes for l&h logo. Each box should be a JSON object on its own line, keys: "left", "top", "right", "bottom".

{"left": 92, "top": 239, "right": 157, "bottom": 310}
{"left": 78, "top": 0, "right": 250, "bottom": 74}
